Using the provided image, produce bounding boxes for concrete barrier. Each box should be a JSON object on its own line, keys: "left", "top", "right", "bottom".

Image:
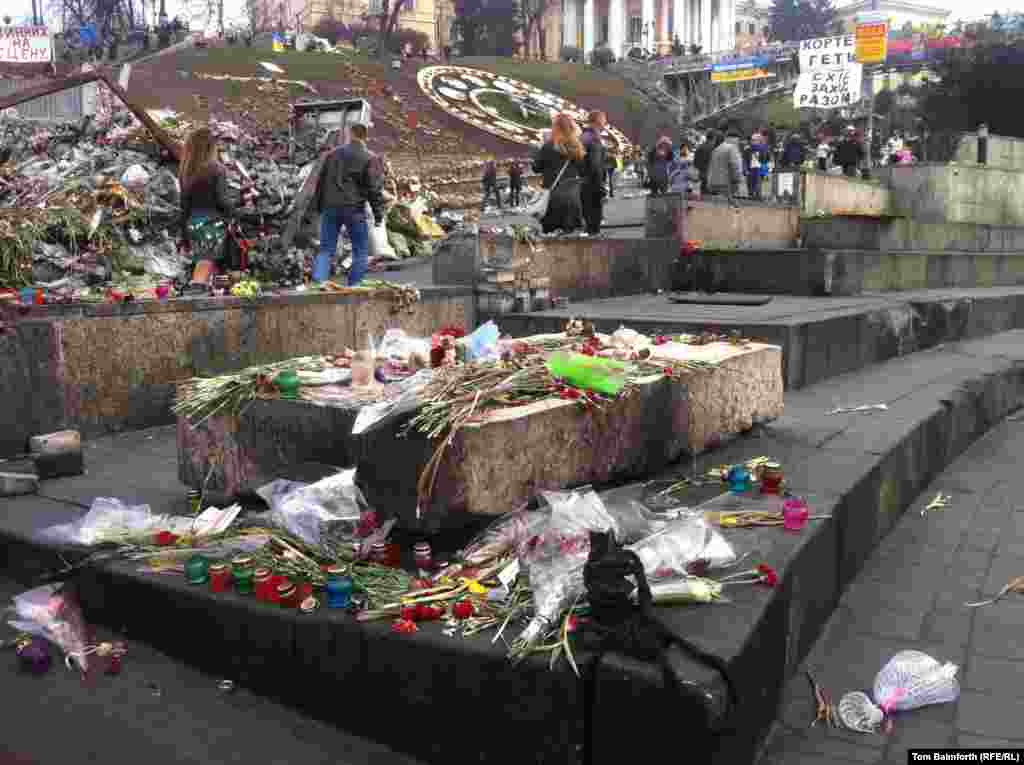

{"left": 800, "top": 172, "right": 893, "bottom": 217}
{"left": 954, "top": 133, "right": 1024, "bottom": 171}
{"left": 433, "top": 232, "right": 679, "bottom": 300}
{"left": 803, "top": 215, "right": 1024, "bottom": 253}
{"left": 646, "top": 194, "right": 799, "bottom": 248}
{"left": 880, "top": 163, "right": 1024, "bottom": 226}
{"left": 0, "top": 287, "right": 475, "bottom": 457}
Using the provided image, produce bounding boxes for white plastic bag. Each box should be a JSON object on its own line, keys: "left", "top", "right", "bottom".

{"left": 255, "top": 469, "right": 368, "bottom": 548}
{"left": 627, "top": 516, "right": 737, "bottom": 579}
{"left": 465, "top": 320, "right": 500, "bottom": 362}
{"left": 351, "top": 368, "right": 434, "bottom": 436}
{"left": 873, "top": 650, "right": 960, "bottom": 714}
{"left": 539, "top": 488, "right": 622, "bottom": 543}
{"left": 120, "top": 163, "right": 150, "bottom": 190}
{"left": 367, "top": 203, "right": 398, "bottom": 260}
{"left": 377, "top": 329, "right": 431, "bottom": 364}
{"left": 39, "top": 497, "right": 164, "bottom": 546}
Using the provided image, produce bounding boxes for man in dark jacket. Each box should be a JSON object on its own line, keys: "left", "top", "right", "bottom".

{"left": 580, "top": 111, "right": 608, "bottom": 236}
{"left": 835, "top": 126, "right": 865, "bottom": 178}
{"left": 507, "top": 160, "right": 523, "bottom": 207}
{"left": 694, "top": 131, "right": 718, "bottom": 197}
{"left": 313, "top": 123, "right": 385, "bottom": 286}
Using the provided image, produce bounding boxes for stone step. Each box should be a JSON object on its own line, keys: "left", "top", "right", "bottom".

{"left": 803, "top": 215, "right": 1024, "bottom": 253}
{"left": 2, "top": 332, "right": 1023, "bottom": 765}
{"left": 493, "top": 287, "right": 1024, "bottom": 390}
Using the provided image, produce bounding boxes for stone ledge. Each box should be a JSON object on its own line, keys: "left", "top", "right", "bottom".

{"left": 2, "top": 332, "right": 1024, "bottom": 765}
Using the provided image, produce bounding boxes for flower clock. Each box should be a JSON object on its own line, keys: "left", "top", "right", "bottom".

{"left": 417, "top": 66, "right": 633, "bottom": 154}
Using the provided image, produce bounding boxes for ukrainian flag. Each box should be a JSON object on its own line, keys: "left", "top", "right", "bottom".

{"left": 272, "top": 33, "right": 284, "bottom": 52}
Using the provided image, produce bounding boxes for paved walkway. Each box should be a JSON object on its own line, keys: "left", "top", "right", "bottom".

{"left": 759, "top": 410, "right": 1024, "bottom": 764}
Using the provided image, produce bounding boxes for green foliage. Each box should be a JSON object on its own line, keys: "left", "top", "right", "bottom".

{"left": 478, "top": 91, "right": 551, "bottom": 129}
{"left": 591, "top": 46, "right": 615, "bottom": 68}
{"left": 768, "top": 0, "right": 836, "bottom": 43}
{"left": 561, "top": 45, "right": 582, "bottom": 62}
{"left": 917, "top": 35, "right": 1024, "bottom": 156}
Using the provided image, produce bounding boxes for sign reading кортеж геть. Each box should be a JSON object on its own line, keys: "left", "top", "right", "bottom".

{"left": 793, "top": 34, "right": 863, "bottom": 109}
{"left": 0, "top": 27, "right": 53, "bottom": 64}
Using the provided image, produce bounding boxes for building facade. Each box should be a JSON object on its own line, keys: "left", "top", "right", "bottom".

{"left": 733, "top": 0, "right": 769, "bottom": 52}
{"left": 558, "top": 0, "right": 738, "bottom": 57}
{"left": 287, "top": 0, "right": 455, "bottom": 50}
{"left": 834, "top": 0, "right": 950, "bottom": 36}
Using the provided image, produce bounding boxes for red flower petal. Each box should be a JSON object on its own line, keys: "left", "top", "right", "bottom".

{"left": 567, "top": 615, "right": 578, "bottom": 632}
{"left": 416, "top": 603, "right": 442, "bottom": 621}
{"left": 757, "top": 564, "right": 779, "bottom": 587}
{"left": 452, "top": 601, "right": 475, "bottom": 620}
{"left": 154, "top": 531, "right": 178, "bottom": 547}
{"left": 401, "top": 606, "right": 418, "bottom": 622}
{"left": 391, "top": 618, "right": 418, "bottom": 634}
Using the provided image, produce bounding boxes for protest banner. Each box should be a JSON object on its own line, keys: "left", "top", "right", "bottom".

{"left": 711, "top": 56, "right": 775, "bottom": 84}
{"left": 0, "top": 27, "right": 53, "bottom": 64}
{"left": 794, "top": 34, "right": 863, "bottom": 109}
{"left": 855, "top": 11, "right": 888, "bottom": 64}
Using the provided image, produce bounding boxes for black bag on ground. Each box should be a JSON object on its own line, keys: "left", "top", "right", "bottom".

{"left": 581, "top": 531, "right": 739, "bottom": 733}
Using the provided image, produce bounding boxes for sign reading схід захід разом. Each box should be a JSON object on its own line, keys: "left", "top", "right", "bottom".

{"left": 0, "top": 27, "right": 52, "bottom": 64}
{"left": 793, "top": 34, "right": 863, "bottom": 109}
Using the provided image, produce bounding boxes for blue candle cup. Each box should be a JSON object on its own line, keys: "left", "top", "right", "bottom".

{"left": 325, "top": 575, "right": 353, "bottom": 609}
{"left": 726, "top": 466, "right": 753, "bottom": 494}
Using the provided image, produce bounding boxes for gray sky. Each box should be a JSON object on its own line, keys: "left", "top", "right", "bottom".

{"left": 3, "top": 0, "right": 1015, "bottom": 32}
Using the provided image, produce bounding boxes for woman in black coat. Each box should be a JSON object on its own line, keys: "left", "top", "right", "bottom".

{"left": 531, "top": 113, "right": 586, "bottom": 235}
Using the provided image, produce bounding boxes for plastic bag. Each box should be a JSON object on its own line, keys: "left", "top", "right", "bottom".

{"left": 873, "top": 650, "right": 960, "bottom": 714}
{"left": 627, "top": 516, "right": 737, "bottom": 579}
{"left": 120, "top": 163, "right": 150, "bottom": 190}
{"left": 434, "top": 505, "right": 550, "bottom": 582}
{"left": 368, "top": 203, "right": 399, "bottom": 260}
{"left": 255, "top": 469, "right": 368, "bottom": 549}
{"left": 539, "top": 488, "right": 622, "bottom": 543}
{"left": 6, "top": 585, "right": 97, "bottom": 675}
{"left": 600, "top": 498, "right": 677, "bottom": 544}
{"left": 39, "top": 497, "right": 165, "bottom": 546}
{"left": 465, "top": 320, "right": 500, "bottom": 363}
{"left": 351, "top": 368, "right": 434, "bottom": 436}
{"left": 377, "top": 329, "right": 431, "bottom": 365}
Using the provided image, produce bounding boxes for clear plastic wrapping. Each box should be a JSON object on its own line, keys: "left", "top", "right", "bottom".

{"left": 6, "top": 584, "right": 96, "bottom": 675}
{"left": 351, "top": 369, "right": 434, "bottom": 436}
{"left": 438, "top": 505, "right": 550, "bottom": 580}
{"left": 872, "top": 650, "right": 960, "bottom": 714}
{"left": 626, "top": 516, "right": 737, "bottom": 579}
{"left": 40, "top": 497, "right": 166, "bottom": 546}
{"left": 255, "top": 469, "right": 369, "bottom": 549}
{"left": 377, "top": 329, "right": 431, "bottom": 365}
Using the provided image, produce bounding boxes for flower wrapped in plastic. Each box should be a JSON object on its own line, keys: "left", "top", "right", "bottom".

{"left": 626, "top": 516, "right": 737, "bottom": 580}
{"left": 255, "top": 469, "right": 370, "bottom": 550}
{"left": 646, "top": 576, "right": 728, "bottom": 605}
{"left": 434, "top": 504, "right": 550, "bottom": 582}
{"left": 6, "top": 584, "right": 101, "bottom": 677}
{"left": 509, "top": 489, "right": 618, "bottom": 662}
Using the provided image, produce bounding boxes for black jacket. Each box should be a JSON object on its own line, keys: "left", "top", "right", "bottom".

{"left": 531, "top": 142, "right": 585, "bottom": 187}
{"left": 314, "top": 141, "right": 386, "bottom": 223}
{"left": 181, "top": 162, "right": 234, "bottom": 241}
{"left": 694, "top": 141, "right": 714, "bottom": 175}
{"left": 579, "top": 127, "right": 606, "bottom": 189}
{"left": 834, "top": 138, "right": 865, "bottom": 169}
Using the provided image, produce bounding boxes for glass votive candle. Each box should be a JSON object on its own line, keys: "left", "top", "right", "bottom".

{"left": 232, "top": 557, "right": 255, "bottom": 595}
{"left": 325, "top": 569, "right": 353, "bottom": 609}
{"left": 783, "top": 496, "right": 810, "bottom": 532}
{"left": 184, "top": 555, "right": 209, "bottom": 585}
{"left": 253, "top": 568, "right": 273, "bottom": 601}
{"left": 276, "top": 581, "right": 302, "bottom": 609}
{"left": 760, "top": 462, "right": 784, "bottom": 495}
{"left": 371, "top": 542, "right": 388, "bottom": 565}
{"left": 727, "top": 466, "right": 754, "bottom": 494}
{"left": 413, "top": 541, "right": 433, "bottom": 572}
{"left": 385, "top": 543, "right": 402, "bottom": 568}
{"left": 20, "top": 287, "right": 34, "bottom": 306}
{"left": 209, "top": 563, "right": 232, "bottom": 593}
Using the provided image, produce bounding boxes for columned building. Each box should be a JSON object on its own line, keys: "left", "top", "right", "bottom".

{"left": 560, "top": 0, "right": 737, "bottom": 57}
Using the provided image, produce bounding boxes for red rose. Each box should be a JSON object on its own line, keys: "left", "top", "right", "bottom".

{"left": 757, "top": 564, "right": 779, "bottom": 588}
{"left": 391, "top": 618, "right": 418, "bottom": 634}
{"left": 663, "top": 367, "right": 675, "bottom": 377}
{"left": 401, "top": 606, "right": 418, "bottom": 621}
{"left": 154, "top": 531, "right": 178, "bottom": 547}
{"left": 452, "top": 601, "right": 475, "bottom": 620}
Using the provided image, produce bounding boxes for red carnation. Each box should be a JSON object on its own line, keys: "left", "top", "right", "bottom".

{"left": 391, "top": 618, "right": 418, "bottom": 634}
{"left": 567, "top": 615, "right": 578, "bottom": 632}
{"left": 654, "top": 335, "right": 669, "bottom": 346}
{"left": 560, "top": 387, "right": 581, "bottom": 400}
{"left": 416, "top": 603, "right": 443, "bottom": 621}
{"left": 757, "top": 564, "right": 779, "bottom": 588}
{"left": 452, "top": 601, "right": 475, "bottom": 620}
{"left": 154, "top": 531, "right": 178, "bottom": 547}
{"left": 400, "top": 606, "right": 418, "bottom": 621}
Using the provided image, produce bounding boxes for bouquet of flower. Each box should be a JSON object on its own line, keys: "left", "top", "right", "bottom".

{"left": 627, "top": 516, "right": 737, "bottom": 580}
{"left": 434, "top": 504, "right": 550, "bottom": 581}
{"left": 6, "top": 584, "right": 97, "bottom": 676}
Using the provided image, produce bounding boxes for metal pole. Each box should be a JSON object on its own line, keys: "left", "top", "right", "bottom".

{"left": 864, "top": 0, "right": 879, "bottom": 172}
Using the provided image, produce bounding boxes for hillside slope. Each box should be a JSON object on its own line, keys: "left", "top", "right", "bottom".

{"left": 126, "top": 44, "right": 678, "bottom": 160}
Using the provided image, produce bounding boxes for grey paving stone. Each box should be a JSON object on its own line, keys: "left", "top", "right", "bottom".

{"left": 883, "top": 718, "right": 957, "bottom": 762}
{"left": 761, "top": 726, "right": 883, "bottom": 764}
{"left": 972, "top": 601, "right": 1024, "bottom": 660}
{"left": 981, "top": 556, "right": 1024, "bottom": 603}
{"left": 921, "top": 608, "right": 974, "bottom": 648}
{"left": 957, "top": 734, "right": 1024, "bottom": 748}
{"left": 831, "top": 601, "right": 929, "bottom": 643}
{"left": 963, "top": 656, "right": 1024, "bottom": 697}
{"left": 957, "top": 692, "right": 1024, "bottom": 740}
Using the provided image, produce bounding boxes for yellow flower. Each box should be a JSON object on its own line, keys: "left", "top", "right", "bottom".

{"left": 460, "top": 578, "right": 488, "bottom": 595}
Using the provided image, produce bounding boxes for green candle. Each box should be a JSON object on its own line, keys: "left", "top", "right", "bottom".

{"left": 185, "top": 555, "right": 210, "bottom": 585}
{"left": 233, "top": 567, "right": 255, "bottom": 595}
{"left": 275, "top": 370, "right": 301, "bottom": 400}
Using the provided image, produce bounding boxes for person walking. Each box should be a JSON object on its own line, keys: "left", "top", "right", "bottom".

{"left": 508, "top": 159, "right": 523, "bottom": 208}
{"left": 815, "top": 137, "right": 831, "bottom": 173}
{"left": 707, "top": 128, "right": 744, "bottom": 206}
{"left": 835, "top": 126, "right": 865, "bottom": 178}
{"left": 648, "top": 137, "right": 674, "bottom": 196}
{"left": 179, "top": 126, "right": 236, "bottom": 294}
{"left": 694, "top": 130, "right": 718, "bottom": 197}
{"left": 604, "top": 151, "right": 617, "bottom": 198}
{"left": 312, "top": 122, "right": 385, "bottom": 286}
{"left": 481, "top": 159, "right": 502, "bottom": 210}
{"left": 579, "top": 111, "right": 608, "bottom": 236}
{"left": 532, "top": 113, "right": 587, "bottom": 235}
{"left": 781, "top": 133, "right": 805, "bottom": 170}
{"left": 743, "top": 132, "right": 770, "bottom": 201}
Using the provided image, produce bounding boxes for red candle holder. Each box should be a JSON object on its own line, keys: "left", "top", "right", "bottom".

{"left": 209, "top": 563, "right": 232, "bottom": 593}
{"left": 385, "top": 543, "right": 402, "bottom": 568}
{"left": 760, "top": 462, "right": 784, "bottom": 495}
{"left": 254, "top": 568, "right": 273, "bottom": 601}
{"left": 269, "top": 575, "right": 286, "bottom": 604}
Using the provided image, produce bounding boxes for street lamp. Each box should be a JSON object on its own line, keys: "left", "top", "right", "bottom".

{"left": 977, "top": 123, "right": 989, "bottom": 165}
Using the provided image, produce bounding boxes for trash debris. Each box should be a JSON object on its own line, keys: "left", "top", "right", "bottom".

{"left": 807, "top": 671, "right": 840, "bottom": 729}
{"left": 920, "top": 492, "right": 951, "bottom": 516}
{"left": 838, "top": 691, "right": 881, "bottom": 733}
{"left": 965, "top": 575, "right": 1024, "bottom": 608}
{"left": 218, "top": 679, "right": 236, "bottom": 693}
{"left": 827, "top": 403, "right": 889, "bottom": 415}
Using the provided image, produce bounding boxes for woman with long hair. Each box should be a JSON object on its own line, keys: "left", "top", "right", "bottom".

{"left": 179, "top": 126, "right": 235, "bottom": 292}
{"left": 531, "top": 112, "right": 586, "bottom": 235}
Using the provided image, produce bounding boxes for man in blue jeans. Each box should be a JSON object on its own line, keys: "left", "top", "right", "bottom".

{"left": 312, "top": 123, "right": 386, "bottom": 285}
